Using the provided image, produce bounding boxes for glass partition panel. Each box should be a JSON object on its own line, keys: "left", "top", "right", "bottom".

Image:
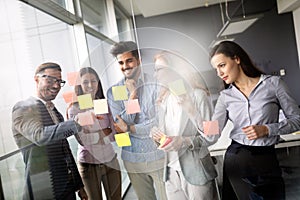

{"left": 0, "top": 152, "right": 25, "bottom": 199}
{"left": 80, "top": 0, "right": 108, "bottom": 35}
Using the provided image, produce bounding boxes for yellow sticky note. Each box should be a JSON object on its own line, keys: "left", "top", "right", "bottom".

{"left": 112, "top": 85, "right": 128, "bottom": 101}
{"left": 93, "top": 99, "right": 109, "bottom": 114}
{"left": 125, "top": 99, "right": 141, "bottom": 114}
{"left": 203, "top": 120, "right": 219, "bottom": 135}
{"left": 62, "top": 91, "right": 78, "bottom": 103}
{"left": 77, "top": 111, "right": 95, "bottom": 126}
{"left": 168, "top": 79, "right": 186, "bottom": 96}
{"left": 78, "top": 94, "right": 94, "bottom": 109}
{"left": 114, "top": 132, "right": 131, "bottom": 147}
{"left": 67, "top": 71, "right": 81, "bottom": 86}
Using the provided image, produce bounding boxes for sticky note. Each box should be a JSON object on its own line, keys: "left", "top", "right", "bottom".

{"left": 62, "top": 91, "right": 78, "bottom": 103}
{"left": 125, "top": 99, "right": 141, "bottom": 114}
{"left": 78, "top": 94, "right": 94, "bottom": 109}
{"left": 114, "top": 132, "right": 131, "bottom": 147}
{"left": 78, "top": 132, "right": 99, "bottom": 145}
{"left": 203, "top": 120, "right": 219, "bottom": 135}
{"left": 112, "top": 85, "right": 128, "bottom": 101}
{"left": 94, "top": 99, "right": 109, "bottom": 114}
{"left": 67, "top": 71, "right": 81, "bottom": 86}
{"left": 77, "top": 111, "right": 95, "bottom": 126}
{"left": 168, "top": 79, "right": 186, "bottom": 96}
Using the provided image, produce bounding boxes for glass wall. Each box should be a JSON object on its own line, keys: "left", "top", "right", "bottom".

{"left": 0, "top": 0, "right": 133, "bottom": 199}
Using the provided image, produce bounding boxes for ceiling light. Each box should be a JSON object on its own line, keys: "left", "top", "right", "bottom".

{"left": 217, "top": 14, "right": 263, "bottom": 38}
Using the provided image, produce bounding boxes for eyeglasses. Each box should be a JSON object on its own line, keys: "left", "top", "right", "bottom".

{"left": 38, "top": 74, "right": 66, "bottom": 87}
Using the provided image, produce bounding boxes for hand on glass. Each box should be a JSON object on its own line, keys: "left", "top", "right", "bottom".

{"left": 242, "top": 125, "right": 269, "bottom": 140}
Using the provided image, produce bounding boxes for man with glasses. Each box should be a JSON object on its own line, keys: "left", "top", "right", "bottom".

{"left": 12, "top": 62, "right": 88, "bottom": 200}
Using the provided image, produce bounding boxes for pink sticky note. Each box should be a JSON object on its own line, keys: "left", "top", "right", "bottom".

{"left": 67, "top": 71, "right": 81, "bottom": 86}
{"left": 62, "top": 91, "right": 78, "bottom": 103}
{"left": 125, "top": 99, "right": 141, "bottom": 114}
{"left": 77, "top": 111, "right": 95, "bottom": 126}
{"left": 203, "top": 120, "right": 219, "bottom": 135}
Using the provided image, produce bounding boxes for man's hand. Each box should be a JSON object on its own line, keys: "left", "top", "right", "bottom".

{"left": 78, "top": 187, "right": 88, "bottom": 200}
{"left": 114, "top": 115, "right": 128, "bottom": 133}
{"left": 125, "top": 79, "right": 137, "bottom": 99}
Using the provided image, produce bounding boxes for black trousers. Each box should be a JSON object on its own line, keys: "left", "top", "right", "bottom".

{"left": 222, "top": 140, "right": 285, "bottom": 200}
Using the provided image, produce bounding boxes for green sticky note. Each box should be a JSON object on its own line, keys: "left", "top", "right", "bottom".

{"left": 112, "top": 85, "right": 128, "bottom": 101}
{"left": 168, "top": 79, "right": 186, "bottom": 96}
{"left": 78, "top": 94, "right": 94, "bottom": 109}
{"left": 114, "top": 132, "right": 131, "bottom": 147}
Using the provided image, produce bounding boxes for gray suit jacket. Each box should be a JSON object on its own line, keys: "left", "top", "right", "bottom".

{"left": 12, "top": 97, "right": 83, "bottom": 199}
{"left": 161, "top": 90, "right": 218, "bottom": 185}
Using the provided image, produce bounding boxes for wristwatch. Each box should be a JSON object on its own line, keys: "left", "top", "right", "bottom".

{"left": 127, "top": 124, "right": 130, "bottom": 132}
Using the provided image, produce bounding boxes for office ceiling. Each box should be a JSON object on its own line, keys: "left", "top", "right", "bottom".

{"left": 115, "top": 0, "right": 277, "bottom": 18}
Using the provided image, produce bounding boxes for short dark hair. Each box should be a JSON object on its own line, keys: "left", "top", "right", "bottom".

{"left": 35, "top": 62, "right": 61, "bottom": 75}
{"left": 110, "top": 41, "right": 139, "bottom": 59}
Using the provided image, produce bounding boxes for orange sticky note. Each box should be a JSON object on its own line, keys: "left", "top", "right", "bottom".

{"left": 78, "top": 94, "right": 94, "bottom": 109}
{"left": 125, "top": 99, "right": 141, "bottom": 114}
{"left": 77, "top": 111, "right": 95, "bottom": 126}
{"left": 203, "top": 120, "right": 219, "bottom": 135}
{"left": 114, "top": 132, "right": 131, "bottom": 147}
{"left": 93, "top": 99, "right": 109, "bottom": 114}
{"left": 112, "top": 85, "right": 128, "bottom": 101}
{"left": 168, "top": 79, "right": 186, "bottom": 96}
{"left": 67, "top": 71, "right": 81, "bottom": 86}
{"left": 62, "top": 91, "right": 78, "bottom": 103}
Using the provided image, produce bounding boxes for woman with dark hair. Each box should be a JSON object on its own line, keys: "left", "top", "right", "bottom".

{"left": 210, "top": 41, "right": 300, "bottom": 200}
{"left": 67, "top": 67, "right": 121, "bottom": 200}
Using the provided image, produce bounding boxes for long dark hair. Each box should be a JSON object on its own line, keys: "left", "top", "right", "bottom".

{"left": 75, "top": 67, "right": 105, "bottom": 99}
{"left": 209, "top": 41, "right": 264, "bottom": 78}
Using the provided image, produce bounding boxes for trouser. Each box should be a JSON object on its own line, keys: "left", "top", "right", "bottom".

{"left": 165, "top": 167, "right": 218, "bottom": 200}
{"left": 78, "top": 156, "right": 122, "bottom": 200}
{"left": 124, "top": 159, "right": 167, "bottom": 200}
{"left": 222, "top": 140, "right": 285, "bottom": 200}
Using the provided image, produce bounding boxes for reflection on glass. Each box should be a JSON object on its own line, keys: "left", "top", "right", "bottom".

{"left": 81, "top": 0, "right": 108, "bottom": 35}
{"left": 50, "top": 0, "right": 74, "bottom": 14}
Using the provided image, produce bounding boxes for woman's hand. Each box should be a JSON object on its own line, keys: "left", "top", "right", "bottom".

{"left": 150, "top": 126, "right": 165, "bottom": 143}
{"left": 242, "top": 125, "right": 269, "bottom": 140}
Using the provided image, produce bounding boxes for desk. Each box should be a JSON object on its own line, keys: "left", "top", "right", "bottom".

{"left": 209, "top": 131, "right": 300, "bottom": 156}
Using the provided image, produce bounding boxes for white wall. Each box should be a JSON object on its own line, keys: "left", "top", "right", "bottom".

{"left": 293, "top": 7, "right": 300, "bottom": 68}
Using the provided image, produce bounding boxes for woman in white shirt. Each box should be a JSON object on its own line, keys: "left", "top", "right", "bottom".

{"left": 151, "top": 51, "right": 218, "bottom": 200}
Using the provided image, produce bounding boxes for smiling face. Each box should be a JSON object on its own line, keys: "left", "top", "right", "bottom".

{"left": 116, "top": 51, "right": 141, "bottom": 79}
{"left": 35, "top": 68, "right": 62, "bottom": 102}
{"left": 210, "top": 53, "right": 242, "bottom": 84}
{"left": 80, "top": 73, "right": 99, "bottom": 99}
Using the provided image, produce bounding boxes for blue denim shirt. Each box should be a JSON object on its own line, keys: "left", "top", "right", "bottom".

{"left": 107, "top": 73, "right": 164, "bottom": 162}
